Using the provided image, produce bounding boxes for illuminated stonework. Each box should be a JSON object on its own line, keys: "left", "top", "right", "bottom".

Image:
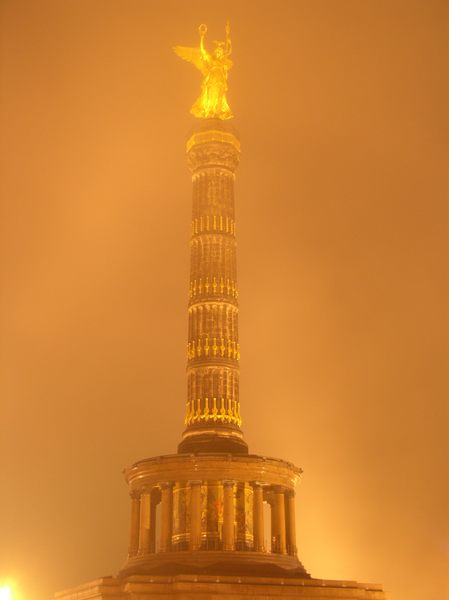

{"left": 55, "top": 50, "right": 387, "bottom": 600}
{"left": 121, "top": 454, "right": 303, "bottom": 565}
{"left": 179, "top": 120, "right": 245, "bottom": 454}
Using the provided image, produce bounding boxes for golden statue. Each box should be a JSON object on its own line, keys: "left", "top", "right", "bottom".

{"left": 174, "top": 22, "right": 233, "bottom": 120}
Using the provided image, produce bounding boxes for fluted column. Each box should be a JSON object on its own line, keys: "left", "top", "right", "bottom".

{"left": 273, "top": 487, "right": 287, "bottom": 554}
{"left": 138, "top": 490, "right": 151, "bottom": 555}
{"left": 222, "top": 480, "right": 235, "bottom": 551}
{"left": 252, "top": 482, "right": 265, "bottom": 552}
{"left": 149, "top": 489, "right": 157, "bottom": 553}
{"left": 160, "top": 482, "right": 173, "bottom": 552}
{"left": 179, "top": 124, "right": 247, "bottom": 455}
{"left": 128, "top": 491, "right": 141, "bottom": 557}
{"left": 286, "top": 490, "right": 297, "bottom": 555}
{"left": 189, "top": 480, "right": 202, "bottom": 550}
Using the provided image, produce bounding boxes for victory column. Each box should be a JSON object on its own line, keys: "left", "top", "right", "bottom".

{"left": 55, "top": 24, "right": 386, "bottom": 600}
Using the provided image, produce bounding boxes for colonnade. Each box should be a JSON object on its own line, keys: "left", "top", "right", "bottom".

{"left": 128, "top": 481, "right": 297, "bottom": 558}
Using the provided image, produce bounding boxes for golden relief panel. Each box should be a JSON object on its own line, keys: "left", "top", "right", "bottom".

{"left": 184, "top": 397, "right": 242, "bottom": 427}
{"left": 235, "top": 482, "right": 254, "bottom": 549}
{"left": 172, "top": 482, "right": 190, "bottom": 549}
{"left": 171, "top": 480, "right": 258, "bottom": 552}
{"left": 202, "top": 482, "right": 224, "bottom": 548}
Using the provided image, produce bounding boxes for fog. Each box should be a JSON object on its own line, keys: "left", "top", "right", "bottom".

{"left": 1, "top": 2, "right": 448, "bottom": 599}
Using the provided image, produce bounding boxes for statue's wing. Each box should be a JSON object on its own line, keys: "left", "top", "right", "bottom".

{"left": 173, "top": 46, "right": 208, "bottom": 75}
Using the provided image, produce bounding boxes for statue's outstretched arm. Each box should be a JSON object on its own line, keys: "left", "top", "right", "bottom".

{"left": 199, "top": 24, "right": 209, "bottom": 62}
{"left": 225, "top": 20, "right": 232, "bottom": 56}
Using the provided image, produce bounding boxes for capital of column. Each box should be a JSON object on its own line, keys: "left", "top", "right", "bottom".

{"left": 252, "top": 481, "right": 265, "bottom": 489}
{"left": 186, "top": 129, "right": 240, "bottom": 174}
{"left": 223, "top": 480, "right": 235, "bottom": 487}
{"left": 159, "top": 481, "right": 174, "bottom": 489}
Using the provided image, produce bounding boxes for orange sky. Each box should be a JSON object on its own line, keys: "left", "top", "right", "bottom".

{"left": 1, "top": 2, "right": 448, "bottom": 600}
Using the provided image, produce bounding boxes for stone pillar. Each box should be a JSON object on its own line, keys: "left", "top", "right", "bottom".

{"left": 270, "top": 496, "right": 276, "bottom": 552}
{"left": 138, "top": 490, "right": 151, "bottom": 555}
{"left": 189, "top": 480, "right": 202, "bottom": 551}
{"left": 222, "top": 480, "right": 235, "bottom": 551}
{"left": 160, "top": 482, "right": 173, "bottom": 552}
{"left": 128, "top": 491, "right": 141, "bottom": 557}
{"left": 252, "top": 482, "right": 264, "bottom": 552}
{"left": 179, "top": 125, "right": 248, "bottom": 456}
{"left": 273, "top": 487, "right": 287, "bottom": 554}
{"left": 149, "top": 489, "right": 157, "bottom": 553}
{"left": 286, "top": 490, "right": 297, "bottom": 555}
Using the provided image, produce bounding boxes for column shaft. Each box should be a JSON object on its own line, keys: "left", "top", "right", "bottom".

{"left": 138, "top": 491, "right": 151, "bottom": 555}
{"left": 222, "top": 481, "right": 235, "bottom": 551}
{"left": 160, "top": 483, "right": 173, "bottom": 552}
{"left": 128, "top": 493, "right": 141, "bottom": 557}
{"left": 149, "top": 490, "right": 157, "bottom": 553}
{"left": 189, "top": 481, "right": 202, "bottom": 550}
{"left": 179, "top": 128, "right": 248, "bottom": 455}
{"left": 273, "top": 488, "right": 287, "bottom": 554}
{"left": 286, "top": 491, "right": 297, "bottom": 555}
{"left": 253, "top": 483, "right": 264, "bottom": 552}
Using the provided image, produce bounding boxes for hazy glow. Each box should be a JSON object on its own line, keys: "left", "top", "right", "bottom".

{"left": 0, "top": 586, "right": 12, "bottom": 600}
{"left": 1, "top": 4, "right": 447, "bottom": 600}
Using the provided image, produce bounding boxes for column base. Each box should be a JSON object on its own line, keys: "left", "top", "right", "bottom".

{"left": 178, "top": 426, "right": 248, "bottom": 454}
{"left": 119, "top": 549, "right": 309, "bottom": 579}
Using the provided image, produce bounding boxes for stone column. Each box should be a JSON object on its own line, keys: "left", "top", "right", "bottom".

{"left": 222, "top": 480, "right": 235, "bottom": 551}
{"left": 179, "top": 125, "right": 248, "bottom": 456}
{"left": 273, "top": 487, "right": 287, "bottom": 554}
{"left": 149, "top": 489, "right": 157, "bottom": 553}
{"left": 270, "top": 496, "right": 276, "bottom": 552}
{"left": 160, "top": 482, "right": 173, "bottom": 552}
{"left": 286, "top": 490, "right": 297, "bottom": 555}
{"left": 128, "top": 491, "right": 141, "bottom": 557}
{"left": 252, "top": 482, "right": 264, "bottom": 552}
{"left": 189, "top": 480, "right": 202, "bottom": 551}
{"left": 138, "top": 490, "right": 151, "bottom": 555}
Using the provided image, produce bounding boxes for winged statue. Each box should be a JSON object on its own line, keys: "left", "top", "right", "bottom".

{"left": 174, "top": 22, "right": 233, "bottom": 120}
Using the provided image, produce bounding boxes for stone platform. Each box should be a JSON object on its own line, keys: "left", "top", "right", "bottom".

{"left": 55, "top": 573, "right": 386, "bottom": 599}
